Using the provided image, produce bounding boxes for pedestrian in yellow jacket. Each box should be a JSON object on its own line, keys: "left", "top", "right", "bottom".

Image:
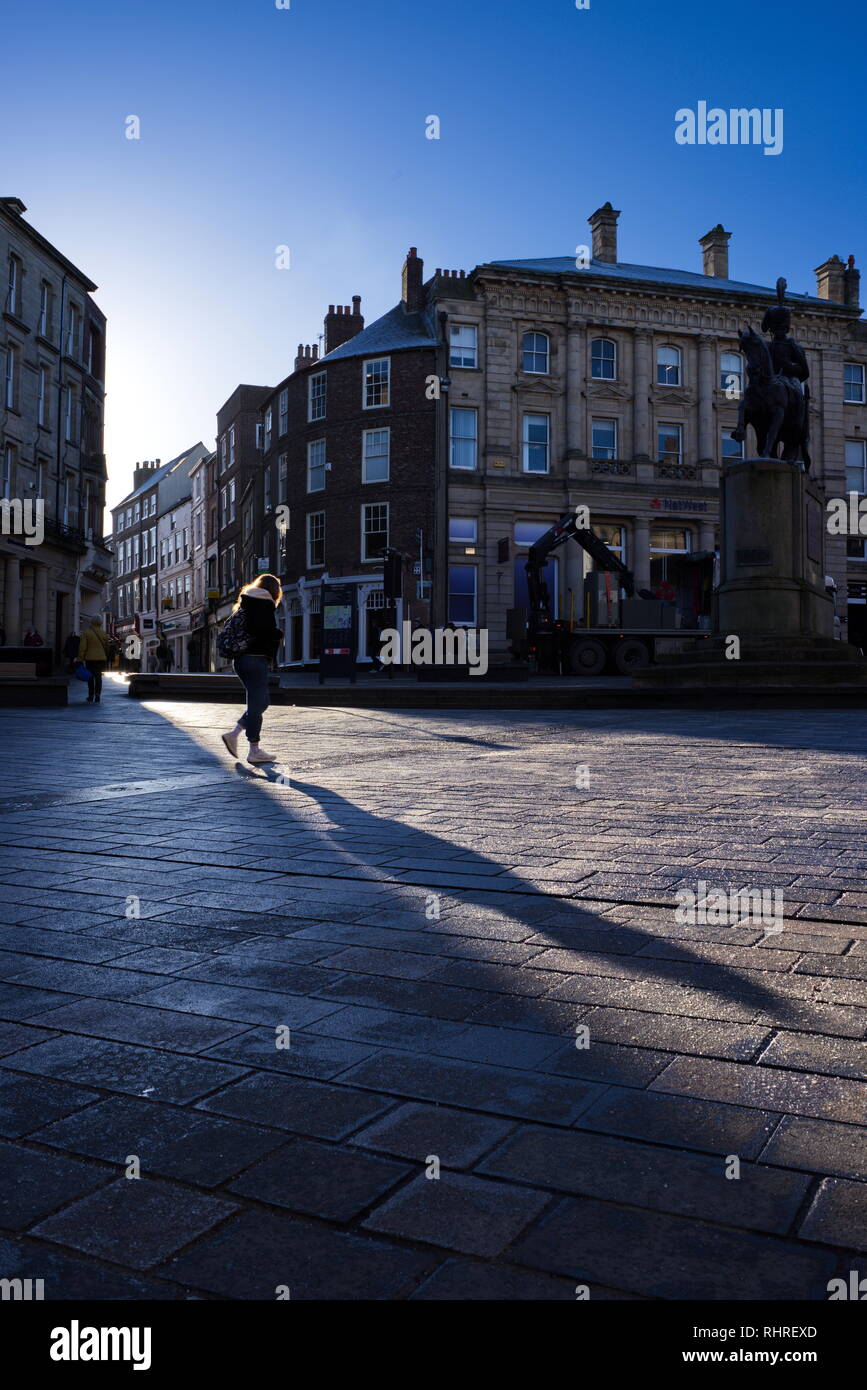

{"left": 78, "top": 618, "right": 110, "bottom": 703}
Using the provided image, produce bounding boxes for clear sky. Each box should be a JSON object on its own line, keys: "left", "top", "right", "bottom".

{"left": 5, "top": 0, "right": 865, "bottom": 509}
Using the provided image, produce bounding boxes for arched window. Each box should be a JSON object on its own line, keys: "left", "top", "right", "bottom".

{"left": 522, "top": 331, "right": 549, "bottom": 374}
{"left": 591, "top": 338, "right": 616, "bottom": 380}
{"left": 720, "top": 350, "right": 743, "bottom": 397}
{"left": 657, "top": 345, "right": 682, "bottom": 386}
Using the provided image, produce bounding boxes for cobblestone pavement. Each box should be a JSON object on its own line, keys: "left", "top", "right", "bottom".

{"left": 2, "top": 673, "right": 866, "bottom": 1299}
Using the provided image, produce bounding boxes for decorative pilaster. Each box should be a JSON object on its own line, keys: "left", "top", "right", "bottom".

{"left": 566, "top": 316, "right": 586, "bottom": 457}
{"left": 697, "top": 334, "right": 716, "bottom": 463}
{"left": 33, "top": 563, "right": 49, "bottom": 640}
{"left": 3, "top": 556, "right": 21, "bottom": 645}
{"left": 633, "top": 327, "right": 652, "bottom": 460}
{"left": 632, "top": 518, "right": 651, "bottom": 592}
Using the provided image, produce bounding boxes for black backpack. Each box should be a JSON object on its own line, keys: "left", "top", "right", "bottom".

{"left": 217, "top": 608, "right": 251, "bottom": 658}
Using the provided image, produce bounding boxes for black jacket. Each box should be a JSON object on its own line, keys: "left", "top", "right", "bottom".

{"left": 240, "top": 592, "right": 282, "bottom": 660}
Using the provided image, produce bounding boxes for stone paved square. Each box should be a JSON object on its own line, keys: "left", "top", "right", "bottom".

{"left": 2, "top": 686, "right": 866, "bottom": 1299}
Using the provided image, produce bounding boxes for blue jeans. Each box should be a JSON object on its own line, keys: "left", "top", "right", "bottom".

{"left": 234, "top": 654, "right": 270, "bottom": 743}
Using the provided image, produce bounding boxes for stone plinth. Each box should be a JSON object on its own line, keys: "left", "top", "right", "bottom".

{"left": 634, "top": 457, "right": 867, "bottom": 692}
{"left": 715, "top": 458, "right": 833, "bottom": 640}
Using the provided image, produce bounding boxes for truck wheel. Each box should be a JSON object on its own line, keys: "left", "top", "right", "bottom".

{"left": 568, "top": 638, "right": 607, "bottom": 676}
{"left": 613, "top": 637, "right": 650, "bottom": 673}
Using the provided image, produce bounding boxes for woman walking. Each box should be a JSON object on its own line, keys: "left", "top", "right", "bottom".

{"left": 78, "top": 616, "right": 110, "bottom": 703}
{"left": 220, "top": 574, "right": 283, "bottom": 764}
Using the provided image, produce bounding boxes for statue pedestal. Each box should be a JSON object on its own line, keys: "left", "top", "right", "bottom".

{"left": 716, "top": 458, "right": 833, "bottom": 639}
{"left": 634, "top": 457, "right": 867, "bottom": 693}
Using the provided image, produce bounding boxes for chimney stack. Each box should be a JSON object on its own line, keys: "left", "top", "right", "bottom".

{"left": 815, "top": 255, "right": 846, "bottom": 302}
{"left": 844, "top": 254, "right": 861, "bottom": 309}
{"left": 323, "top": 296, "right": 364, "bottom": 355}
{"left": 132, "top": 459, "right": 159, "bottom": 490}
{"left": 588, "top": 202, "right": 620, "bottom": 264}
{"left": 401, "top": 246, "right": 424, "bottom": 312}
{"left": 699, "top": 224, "right": 731, "bottom": 279}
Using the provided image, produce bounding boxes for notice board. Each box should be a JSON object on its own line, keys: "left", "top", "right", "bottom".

{"left": 318, "top": 582, "right": 357, "bottom": 684}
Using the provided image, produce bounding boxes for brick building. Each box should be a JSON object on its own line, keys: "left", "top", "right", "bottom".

{"left": 211, "top": 385, "right": 270, "bottom": 666}
{"left": 257, "top": 249, "right": 440, "bottom": 666}
{"left": 1, "top": 196, "right": 111, "bottom": 653}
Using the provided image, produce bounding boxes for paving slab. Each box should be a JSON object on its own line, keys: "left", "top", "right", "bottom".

{"left": 30, "top": 1177, "right": 237, "bottom": 1269}
{"left": 362, "top": 1171, "right": 552, "bottom": 1257}
{"left": 33, "top": 1095, "right": 287, "bottom": 1186}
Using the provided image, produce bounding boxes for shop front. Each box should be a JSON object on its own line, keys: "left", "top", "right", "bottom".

{"left": 278, "top": 578, "right": 390, "bottom": 668}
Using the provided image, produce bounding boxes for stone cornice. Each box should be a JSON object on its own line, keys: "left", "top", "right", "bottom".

{"left": 478, "top": 282, "right": 858, "bottom": 350}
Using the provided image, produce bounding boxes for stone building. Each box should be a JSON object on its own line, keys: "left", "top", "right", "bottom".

{"left": 1, "top": 196, "right": 111, "bottom": 652}
{"left": 156, "top": 449, "right": 202, "bottom": 671}
{"left": 186, "top": 449, "right": 214, "bottom": 672}
{"left": 109, "top": 444, "right": 207, "bottom": 670}
{"left": 435, "top": 203, "right": 865, "bottom": 655}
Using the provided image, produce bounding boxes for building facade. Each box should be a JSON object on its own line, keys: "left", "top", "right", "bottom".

{"left": 257, "top": 250, "right": 439, "bottom": 666}
{"left": 109, "top": 444, "right": 207, "bottom": 670}
{"left": 433, "top": 203, "right": 865, "bottom": 655}
{"left": 210, "top": 385, "right": 270, "bottom": 666}
{"left": 1, "top": 196, "right": 111, "bottom": 652}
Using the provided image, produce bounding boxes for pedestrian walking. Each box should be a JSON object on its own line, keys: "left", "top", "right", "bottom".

{"left": 219, "top": 574, "right": 283, "bottom": 765}
{"left": 78, "top": 616, "right": 110, "bottom": 703}
{"left": 155, "top": 639, "right": 173, "bottom": 673}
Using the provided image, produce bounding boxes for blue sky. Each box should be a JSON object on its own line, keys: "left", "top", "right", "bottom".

{"left": 4, "top": 0, "right": 864, "bottom": 507}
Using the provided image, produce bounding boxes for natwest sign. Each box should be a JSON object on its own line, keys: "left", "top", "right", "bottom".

{"left": 650, "top": 497, "right": 710, "bottom": 513}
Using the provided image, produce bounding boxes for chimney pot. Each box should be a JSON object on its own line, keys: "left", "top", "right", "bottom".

{"left": 352, "top": 295, "right": 361, "bottom": 315}
{"left": 328, "top": 305, "right": 335, "bottom": 314}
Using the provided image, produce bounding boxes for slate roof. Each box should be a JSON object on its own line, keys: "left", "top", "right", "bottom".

{"left": 320, "top": 303, "right": 437, "bottom": 362}
{"left": 115, "top": 443, "right": 208, "bottom": 509}
{"left": 483, "top": 257, "right": 834, "bottom": 308}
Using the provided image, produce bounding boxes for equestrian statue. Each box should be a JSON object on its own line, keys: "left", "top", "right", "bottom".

{"left": 731, "top": 277, "right": 811, "bottom": 469}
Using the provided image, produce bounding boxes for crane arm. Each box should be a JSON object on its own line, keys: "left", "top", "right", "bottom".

{"left": 525, "top": 512, "right": 635, "bottom": 623}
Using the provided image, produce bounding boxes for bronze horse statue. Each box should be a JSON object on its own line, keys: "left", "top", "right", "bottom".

{"left": 731, "top": 325, "right": 811, "bottom": 469}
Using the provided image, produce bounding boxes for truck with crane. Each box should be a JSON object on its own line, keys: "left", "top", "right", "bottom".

{"left": 507, "top": 510, "right": 715, "bottom": 675}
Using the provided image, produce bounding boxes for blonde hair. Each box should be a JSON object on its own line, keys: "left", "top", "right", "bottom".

{"left": 232, "top": 573, "right": 283, "bottom": 612}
